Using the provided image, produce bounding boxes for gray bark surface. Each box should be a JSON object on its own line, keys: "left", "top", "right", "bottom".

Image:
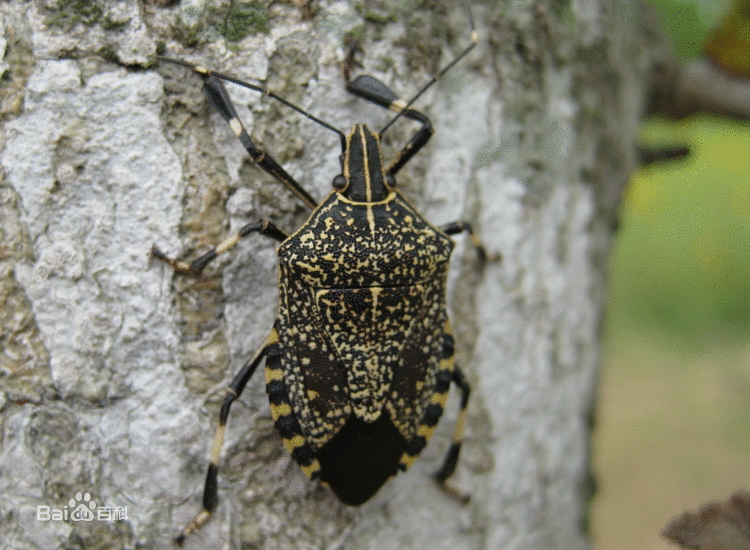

{"left": 0, "top": 1, "right": 648, "bottom": 548}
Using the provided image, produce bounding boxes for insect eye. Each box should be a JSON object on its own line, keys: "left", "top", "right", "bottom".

{"left": 332, "top": 174, "right": 347, "bottom": 191}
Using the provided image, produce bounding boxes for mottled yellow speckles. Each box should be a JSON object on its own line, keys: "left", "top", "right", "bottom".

{"left": 287, "top": 434, "right": 306, "bottom": 448}
{"left": 270, "top": 402, "right": 292, "bottom": 420}
{"left": 297, "top": 261, "right": 323, "bottom": 273}
{"left": 399, "top": 452, "right": 418, "bottom": 470}
{"left": 265, "top": 367, "right": 284, "bottom": 382}
{"left": 370, "top": 286, "right": 381, "bottom": 310}
{"left": 430, "top": 391, "right": 449, "bottom": 407}
{"left": 300, "top": 461, "right": 321, "bottom": 479}
{"left": 271, "top": 188, "right": 461, "bottom": 467}
{"left": 417, "top": 424, "right": 436, "bottom": 439}
{"left": 439, "top": 357, "right": 454, "bottom": 372}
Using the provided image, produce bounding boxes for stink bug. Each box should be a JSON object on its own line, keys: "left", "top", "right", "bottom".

{"left": 152, "top": 9, "right": 484, "bottom": 545}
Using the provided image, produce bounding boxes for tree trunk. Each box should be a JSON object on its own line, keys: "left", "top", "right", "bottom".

{"left": 0, "top": 0, "right": 649, "bottom": 548}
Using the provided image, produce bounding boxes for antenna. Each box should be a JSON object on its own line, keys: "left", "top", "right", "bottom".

{"left": 380, "top": 7, "right": 477, "bottom": 136}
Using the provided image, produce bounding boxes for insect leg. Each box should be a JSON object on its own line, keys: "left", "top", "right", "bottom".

{"left": 151, "top": 219, "right": 288, "bottom": 276}
{"left": 440, "top": 220, "right": 486, "bottom": 261}
{"left": 344, "top": 6, "right": 477, "bottom": 176}
{"left": 433, "top": 365, "right": 471, "bottom": 504}
{"left": 176, "top": 340, "right": 269, "bottom": 546}
{"left": 159, "top": 57, "right": 319, "bottom": 209}
{"left": 343, "top": 47, "right": 433, "bottom": 176}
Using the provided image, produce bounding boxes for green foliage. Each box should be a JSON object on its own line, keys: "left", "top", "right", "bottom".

{"left": 644, "top": 0, "right": 718, "bottom": 59}
{"left": 608, "top": 116, "right": 750, "bottom": 341}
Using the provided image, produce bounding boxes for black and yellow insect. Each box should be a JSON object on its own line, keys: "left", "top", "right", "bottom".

{"left": 152, "top": 11, "right": 483, "bottom": 545}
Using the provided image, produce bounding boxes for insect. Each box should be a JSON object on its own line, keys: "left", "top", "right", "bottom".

{"left": 152, "top": 9, "right": 484, "bottom": 545}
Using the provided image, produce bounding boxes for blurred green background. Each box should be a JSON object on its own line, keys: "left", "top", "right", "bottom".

{"left": 592, "top": 1, "right": 750, "bottom": 549}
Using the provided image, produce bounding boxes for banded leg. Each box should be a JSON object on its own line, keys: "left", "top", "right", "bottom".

{"left": 343, "top": 46, "right": 433, "bottom": 176}
{"left": 157, "top": 56, "right": 322, "bottom": 210}
{"left": 176, "top": 340, "right": 269, "bottom": 546}
{"left": 433, "top": 365, "right": 471, "bottom": 503}
{"left": 441, "top": 220, "right": 487, "bottom": 261}
{"left": 151, "top": 219, "right": 288, "bottom": 276}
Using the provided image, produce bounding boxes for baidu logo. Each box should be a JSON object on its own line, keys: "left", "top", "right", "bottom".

{"left": 37, "top": 491, "right": 128, "bottom": 522}
{"left": 70, "top": 492, "right": 96, "bottom": 521}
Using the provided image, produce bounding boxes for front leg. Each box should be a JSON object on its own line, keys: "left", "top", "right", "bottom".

{"left": 158, "top": 57, "right": 321, "bottom": 210}
{"left": 342, "top": 7, "right": 477, "bottom": 176}
{"left": 152, "top": 219, "right": 288, "bottom": 276}
{"left": 343, "top": 43, "right": 434, "bottom": 177}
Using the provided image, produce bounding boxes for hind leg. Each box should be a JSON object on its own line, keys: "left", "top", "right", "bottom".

{"left": 175, "top": 339, "right": 269, "bottom": 546}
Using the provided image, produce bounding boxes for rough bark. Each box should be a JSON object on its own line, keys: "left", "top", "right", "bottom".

{"left": 0, "top": 0, "right": 649, "bottom": 548}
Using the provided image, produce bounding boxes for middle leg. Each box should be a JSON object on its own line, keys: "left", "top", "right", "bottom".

{"left": 440, "top": 221, "right": 487, "bottom": 261}
{"left": 152, "top": 219, "right": 288, "bottom": 276}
